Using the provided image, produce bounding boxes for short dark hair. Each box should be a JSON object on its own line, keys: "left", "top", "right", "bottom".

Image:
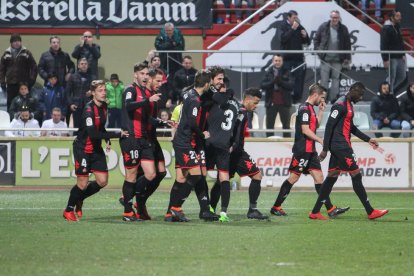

{"left": 244, "top": 87, "right": 262, "bottom": 99}
{"left": 78, "top": 58, "right": 88, "bottom": 65}
{"left": 10, "top": 33, "right": 22, "bottom": 43}
{"left": 49, "top": 35, "right": 60, "bottom": 43}
{"left": 287, "top": 10, "right": 298, "bottom": 17}
{"left": 133, "top": 62, "right": 148, "bottom": 72}
{"left": 194, "top": 70, "right": 211, "bottom": 88}
{"left": 209, "top": 66, "right": 225, "bottom": 80}
{"left": 183, "top": 55, "right": 192, "bottom": 60}
{"left": 149, "top": 68, "right": 164, "bottom": 78}
{"left": 379, "top": 81, "right": 390, "bottom": 90}
{"left": 19, "top": 82, "right": 29, "bottom": 89}
{"left": 349, "top": 81, "right": 365, "bottom": 93}
{"left": 388, "top": 10, "right": 400, "bottom": 19}
{"left": 150, "top": 55, "right": 160, "bottom": 63}
{"left": 47, "top": 72, "right": 58, "bottom": 79}
{"left": 309, "top": 83, "right": 326, "bottom": 96}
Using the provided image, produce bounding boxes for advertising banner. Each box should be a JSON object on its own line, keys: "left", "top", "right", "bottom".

{"left": 15, "top": 139, "right": 177, "bottom": 186}
{"left": 0, "top": 141, "right": 15, "bottom": 185}
{"left": 0, "top": 0, "right": 212, "bottom": 28}
{"left": 242, "top": 141, "right": 409, "bottom": 188}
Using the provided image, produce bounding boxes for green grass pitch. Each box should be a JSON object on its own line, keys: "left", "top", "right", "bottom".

{"left": 0, "top": 189, "right": 413, "bottom": 275}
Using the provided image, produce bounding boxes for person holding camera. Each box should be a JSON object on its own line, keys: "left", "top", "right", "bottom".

{"left": 261, "top": 54, "right": 294, "bottom": 137}
{"left": 280, "top": 10, "right": 310, "bottom": 104}
{"left": 72, "top": 31, "right": 101, "bottom": 78}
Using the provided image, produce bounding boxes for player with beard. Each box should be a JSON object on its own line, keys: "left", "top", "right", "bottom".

{"left": 204, "top": 81, "right": 238, "bottom": 222}
{"left": 63, "top": 80, "right": 128, "bottom": 221}
{"left": 131, "top": 68, "right": 168, "bottom": 219}
{"left": 165, "top": 70, "right": 219, "bottom": 222}
{"left": 120, "top": 63, "right": 161, "bottom": 222}
{"left": 270, "top": 84, "right": 349, "bottom": 218}
{"left": 210, "top": 88, "right": 268, "bottom": 220}
{"left": 309, "top": 82, "right": 388, "bottom": 220}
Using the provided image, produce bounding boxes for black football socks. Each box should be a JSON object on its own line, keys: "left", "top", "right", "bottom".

{"left": 351, "top": 173, "right": 374, "bottom": 214}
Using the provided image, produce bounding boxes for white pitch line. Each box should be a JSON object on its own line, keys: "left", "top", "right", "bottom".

{"left": 0, "top": 207, "right": 413, "bottom": 210}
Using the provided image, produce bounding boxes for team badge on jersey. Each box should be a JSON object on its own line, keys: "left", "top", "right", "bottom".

{"left": 331, "top": 110, "right": 339, "bottom": 119}
{"left": 126, "top": 92, "right": 132, "bottom": 99}
{"left": 302, "top": 113, "right": 309, "bottom": 122}
{"left": 192, "top": 107, "right": 198, "bottom": 116}
{"left": 86, "top": 117, "right": 93, "bottom": 126}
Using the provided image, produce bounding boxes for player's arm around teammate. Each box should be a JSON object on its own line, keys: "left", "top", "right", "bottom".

{"left": 120, "top": 63, "right": 160, "bottom": 222}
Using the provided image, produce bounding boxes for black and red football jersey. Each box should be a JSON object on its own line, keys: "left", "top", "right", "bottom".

{"left": 323, "top": 96, "right": 370, "bottom": 151}
{"left": 292, "top": 102, "right": 318, "bottom": 154}
{"left": 75, "top": 100, "right": 120, "bottom": 153}
{"left": 173, "top": 89, "right": 204, "bottom": 148}
{"left": 121, "top": 83, "right": 151, "bottom": 138}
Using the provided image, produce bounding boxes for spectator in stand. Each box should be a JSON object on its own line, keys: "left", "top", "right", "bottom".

{"left": 314, "top": 10, "right": 351, "bottom": 103}
{"left": 5, "top": 106, "right": 40, "bottom": 137}
{"left": 380, "top": 10, "right": 406, "bottom": 93}
{"left": 154, "top": 22, "right": 185, "bottom": 78}
{"left": 260, "top": 54, "right": 293, "bottom": 137}
{"left": 173, "top": 55, "right": 197, "bottom": 104}
{"left": 106, "top": 73, "right": 124, "bottom": 128}
{"left": 157, "top": 109, "right": 172, "bottom": 137}
{"left": 65, "top": 58, "right": 94, "bottom": 129}
{"left": 234, "top": 0, "right": 255, "bottom": 23}
{"left": 361, "top": 0, "right": 383, "bottom": 23}
{"left": 0, "top": 33, "right": 37, "bottom": 111}
{"left": 0, "top": 33, "right": 38, "bottom": 112}
{"left": 41, "top": 107, "right": 69, "bottom": 137}
{"left": 400, "top": 82, "right": 414, "bottom": 138}
{"left": 370, "top": 81, "right": 401, "bottom": 138}
{"left": 222, "top": 0, "right": 231, "bottom": 24}
{"left": 9, "top": 82, "right": 41, "bottom": 123}
{"left": 280, "top": 10, "right": 310, "bottom": 103}
{"left": 72, "top": 31, "right": 101, "bottom": 78}
{"left": 145, "top": 51, "right": 173, "bottom": 110}
{"left": 147, "top": 51, "right": 168, "bottom": 83}
{"left": 38, "top": 36, "right": 75, "bottom": 87}
{"left": 38, "top": 72, "right": 67, "bottom": 121}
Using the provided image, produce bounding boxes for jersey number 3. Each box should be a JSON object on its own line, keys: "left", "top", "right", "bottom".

{"left": 221, "top": 110, "right": 234, "bottom": 131}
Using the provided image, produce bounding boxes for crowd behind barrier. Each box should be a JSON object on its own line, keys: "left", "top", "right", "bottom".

{"left": 0, "top": 2, "right": 413, "bottom": 139}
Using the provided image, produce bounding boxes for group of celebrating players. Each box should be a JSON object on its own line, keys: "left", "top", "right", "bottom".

{"left": 62, "top": 63, "right": 388, "bottom": 223}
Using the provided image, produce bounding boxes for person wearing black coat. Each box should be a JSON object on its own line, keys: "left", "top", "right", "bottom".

{"left": 172, "top": 56, "right": 197, "bottom": 104}
{"left": 380, "top": 11, "right": 406, "bottom": 92}
{"left": 65, "top": 58, "right": 95, "bottom": 129}
{"left": 261, "top": 54, "right": 294, "bottom": 138}
{"left": 9, "top": 82, "right": 42, "bottom": 123}
{"left": 279, "top": 10, "right": 310, "bottom": 103}
{"left": 72, "top": 31, "right": 101, "bottom": 78}
{"left": 400, "top": 83, "right": 414, "bottom": 138}
{"left": 370, "top": 81, "right": 401, "bottom": 138}
{"left": 38, "top": 36, "right": 75, "bottom": 87}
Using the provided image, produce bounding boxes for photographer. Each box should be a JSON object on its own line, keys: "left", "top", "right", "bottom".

{"left": 261, "top": 54, "right": 293, "bottom": 137}
{"left": 280, "top": 10, "right": 310, "bottom": 103}
{"left": 71, "top": 31, "right": 101, "bottom": 78}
